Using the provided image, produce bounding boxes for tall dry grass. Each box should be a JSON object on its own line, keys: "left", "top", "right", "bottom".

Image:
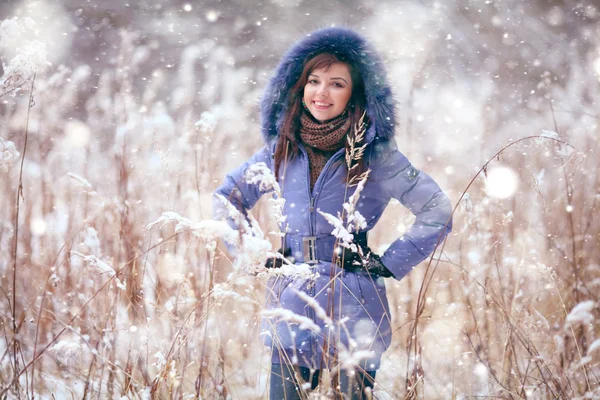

{"left": 1, "top": 12, "right": 599, "bottom": 400}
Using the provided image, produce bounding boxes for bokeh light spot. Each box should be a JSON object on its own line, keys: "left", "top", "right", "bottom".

{"left": 30, "top": 218, "right": 47, "bottom": 236}
{"left": 484, "top": 166, "right": 519, "bottom": 199}
{"left": 65, "top": 120, "right": 91, "bottom": 148}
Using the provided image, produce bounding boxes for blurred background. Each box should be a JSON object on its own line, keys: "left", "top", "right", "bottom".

{"left": 1, "top": 0, "right": 599, "bottom": 398}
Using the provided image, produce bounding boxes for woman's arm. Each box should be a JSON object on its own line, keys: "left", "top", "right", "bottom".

{"left": 212, "top": 145, "right": 274, "bottom": 233}
{"left": 373, "top": 139, "right": 453, "bottom": 280}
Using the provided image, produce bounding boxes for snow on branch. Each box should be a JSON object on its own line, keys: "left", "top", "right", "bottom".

{"left": 339, "top": 349, "right": 375, "bottom": 371}
{"left": 319, "top": 171, "right": 370, "bottom": 251}
{"left": 0, "top": 137, "right": 20, "bottom": 172}
{"left": 565, "top": 300, "right": 596, "bottom": 327}
{"left": 0, "top": 17, "right": 51, "bottom": 96}
{"left": 70, "top": 251, "right": 126, "bottom": 291}
{"left": 244, "top": 162, "right": 288, "bottom": 234}
{"left": 146, "top": 211, "right": 235, "bottom": 244}
{"left": 293, "top": 289, "right": 332, "bottom": 326}
{"left": 261, "top": 308, "right": 321, "bottom": 333}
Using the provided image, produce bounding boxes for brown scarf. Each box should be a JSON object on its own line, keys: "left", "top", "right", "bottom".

{"left": 299, "top": 111, "right": 350, "bottom": 190}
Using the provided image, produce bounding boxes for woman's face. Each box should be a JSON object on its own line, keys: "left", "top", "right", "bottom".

{"left": 303, "top": 62, "right": 353, "bottom": 122}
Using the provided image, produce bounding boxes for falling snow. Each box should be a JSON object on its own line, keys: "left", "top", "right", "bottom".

{"left": 1, "top": 1, "right": 598, "bottom": 399}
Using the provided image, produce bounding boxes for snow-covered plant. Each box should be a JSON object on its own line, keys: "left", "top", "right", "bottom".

{"left": 244, "top": 161, "right": 288, "bottom": 235}
{"left": 319, "top": 171, "right": 370, "bottom": 252}
{"left": 342, "top": 173, "right": 369, "bottom": 234}
{"left": 537, "top": 129, "right": 574, "bottom": 157}
{"left": 338, "top": 349, "right": 376, "bottom": 371}
{"left": 244, "top": 162, "right": 279, "bottom": 193}
{"left": 70, "top": 251, "right": 127, "bottom": 291}
{"left": 346, "top": 111, "right": 368, "bottom": 186}
{"left": 82, "top": 227, "right": 101, "bottom": 256}
{"left": 49, "top": 339, "right": 83, "bottom": 363}
{"left": 565, "top": 301, "right": 596, "bottom": 327}
{"left": 153, "top": 351, "right": 167, "bottom": 371}
{"left": 213, "top": 193, "right": 252, "bottom": 234}
{"left": 212, "top": 193, "right": 273, "bottom": 274}
{"left": 588, "top": 339, "right": 600, "bottom": 356}
{"left": 234, "top": 233, "right": 272, "bottom": 275}
{"left": 539, "top": 129, "right": 559, "bottom": 141}
{"left": 152, "top": 350, "right": 177, "bottom": 384}
{"left": 0, "top": 17, "right": 50, "bottom": 96}
{"left": 294, "top": 289, "right": 332, "bottom": 326}
{"left": 0, "top": 137, "right": 20, "bottom": 172}
{"left": 213, "top": 191, "right": 312, "bottom": 278}
{"left": 67, "top": 172, "right": 93, "bottom": 190}
{"left": 195, "top": 111, "right": 217, "bottom": 136}
{"left": 147, "top": 211, "right": 236, "bottom": 244}
{"left": 261, "top": 308, "right": 321, "bottom": 333}
{"left": 257, "top": 259, "right": 320, "bottom": 280}
{"left": 212, "top": 282, "right": 255, "bottom": 304}
{"left": 293, "top": 288, "right": 373, "bottom": 371}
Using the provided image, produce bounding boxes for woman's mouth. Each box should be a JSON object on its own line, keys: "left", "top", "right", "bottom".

{"left": 313, "top": 101, "right": 331, "bottom": 110}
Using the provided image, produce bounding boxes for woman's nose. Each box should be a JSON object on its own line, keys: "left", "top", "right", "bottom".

{"left": 316, "top": 84, "right": 328, "bottom": 97}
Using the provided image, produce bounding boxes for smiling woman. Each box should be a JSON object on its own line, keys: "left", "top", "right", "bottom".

{"left": 214, "top": 27, "right": 453, "bottom": 399}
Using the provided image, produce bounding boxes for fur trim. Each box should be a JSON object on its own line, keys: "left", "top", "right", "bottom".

{"left": 260, "top": 27, "right": 396, "bottom": 144}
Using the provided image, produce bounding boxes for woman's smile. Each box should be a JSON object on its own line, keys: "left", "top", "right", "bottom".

{"left": 313, "top": 101, "right": 331, "bottom": 109}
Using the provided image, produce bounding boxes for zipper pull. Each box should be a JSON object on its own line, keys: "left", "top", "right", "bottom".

{"left": 309, "top": 197, "right": 315, "bottom": 212}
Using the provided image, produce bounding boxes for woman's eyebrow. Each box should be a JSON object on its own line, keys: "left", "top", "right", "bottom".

{"left": 330, "top": 77, "right": 349, "bottom": 84}
{"left": 309, "top": 73, "right": 348, "bottom": 85}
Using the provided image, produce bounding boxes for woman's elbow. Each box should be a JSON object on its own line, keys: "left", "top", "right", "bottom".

{"left": 440, "top": 193, "right": 453, "bottom": 235}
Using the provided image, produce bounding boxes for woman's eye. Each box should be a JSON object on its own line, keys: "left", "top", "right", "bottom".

{"left": 332, "top": 82, "right": 343, "bottom": 88}
{"left": 308, "top": 79, "right": 319, "bottom": 84}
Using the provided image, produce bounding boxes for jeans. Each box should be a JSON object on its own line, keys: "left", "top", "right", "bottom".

{"left": 269, "top": 363, "right": 376, "bottom": 400}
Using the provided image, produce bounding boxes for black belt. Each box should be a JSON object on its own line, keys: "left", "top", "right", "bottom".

{"left": 284, "top": 232, "right": 368, "bottom": 264}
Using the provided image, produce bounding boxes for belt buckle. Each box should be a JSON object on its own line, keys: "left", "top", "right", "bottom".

{"left": 302, "top": 236, "right": 318, "bottom": 264}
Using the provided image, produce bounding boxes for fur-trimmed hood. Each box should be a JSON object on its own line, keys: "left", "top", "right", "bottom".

{"left": 260, "top": 27, "right": 396, "bottom": 145}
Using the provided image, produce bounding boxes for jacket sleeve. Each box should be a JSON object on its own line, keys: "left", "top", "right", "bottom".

{"left": 373, "top": 139, "right": 453, "bottom": 280}
{"left": 212, "top": 145, "right": 274, "bottom": 245}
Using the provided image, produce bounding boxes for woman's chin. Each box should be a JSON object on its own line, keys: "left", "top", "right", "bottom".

{"left": 309, "top": 109, "right": 342, "bottom": 122}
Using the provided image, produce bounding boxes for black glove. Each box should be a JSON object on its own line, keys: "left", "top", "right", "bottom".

{"left": 338, "top": 246, "right": 394, "bottom": 278}
{"left": 265, "top": 247, "right": 293, "bottom": 269}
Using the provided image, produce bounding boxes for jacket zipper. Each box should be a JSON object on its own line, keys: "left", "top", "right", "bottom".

{"left": 300, "top": 145, "right": 345, "bottom": 235}
{"left": 311, "top": 148, "right": 345, "bottom": 209}
{"left": 299, "top": 144, "right": 314, "bottom": 235}
{"left": 299, "top": 144, "right": 318, "bottom": 357}
{"left": 299, "top": 144, "right": 347, "bottom": 363}
{"left": 355, "top": 274, "right": 366, "bottom": 304}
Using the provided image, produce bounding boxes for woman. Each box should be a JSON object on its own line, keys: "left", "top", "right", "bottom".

{"left": 214, "top": 27, "right": 453, "bottom": 399}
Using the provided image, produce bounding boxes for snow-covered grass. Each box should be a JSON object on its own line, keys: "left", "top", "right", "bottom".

{"left": 1, "top": 5, "right": 599, "bottom": 400}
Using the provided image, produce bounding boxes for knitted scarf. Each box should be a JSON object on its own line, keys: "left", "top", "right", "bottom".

{"left": 299, "top": 111, "right": 350, "bottom": 190}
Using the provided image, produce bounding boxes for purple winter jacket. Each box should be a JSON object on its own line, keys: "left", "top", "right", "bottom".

{"left": 213, "top": 27, "right": 453, "bottom": 370}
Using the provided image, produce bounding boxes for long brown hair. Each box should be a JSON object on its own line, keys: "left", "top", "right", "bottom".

{"left": 273, "top": 52, "right": 368, "bottom": 184}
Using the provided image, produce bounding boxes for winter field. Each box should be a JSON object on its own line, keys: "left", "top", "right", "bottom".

{"left": 1, "top": 1, "right": 599, "bottom": 399}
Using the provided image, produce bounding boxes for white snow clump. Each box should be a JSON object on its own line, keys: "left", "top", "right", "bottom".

{"left": 565, "top": 300, "right": 596, "bottom": 326}
{"left": 261, "top": 308, "right": 321, "bottom": 333}
{"left": 50, "top": 339, "right": 82, "bottom": 362}
{"left": 245, "top": 162, "right": 288, "bottom": 233}
{"left": 195, "top": 111, "right": 217, "bottom": 134}
{"left": 147, "top": 211, "right": 235, "bottom": 244}
{"left": 0, "top": 137, "right": 20, "bottom": 172}
{"left": 319, "top": 171, "right": 369, "bottom": 252}
{"left": 70, "top": 251, "right": 127, "bottom": 291}
{"left": 0, "top": 17, "right": 50, "bottom": 93}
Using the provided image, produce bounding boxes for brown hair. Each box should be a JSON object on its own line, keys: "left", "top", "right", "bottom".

{"left": 273, "top": 52, "right": 368, "bottom": 184}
